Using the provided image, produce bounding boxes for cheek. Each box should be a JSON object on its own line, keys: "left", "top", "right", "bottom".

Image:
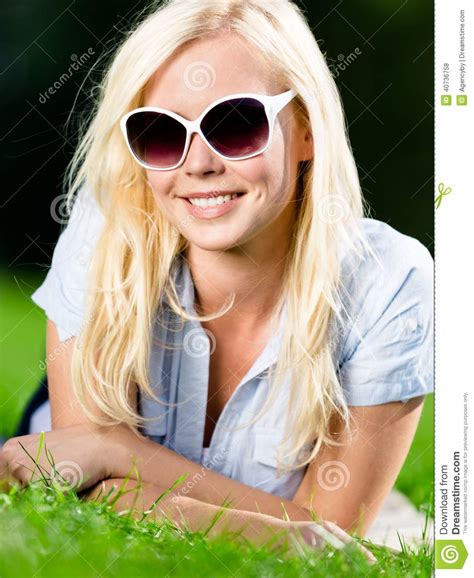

{"left": 232, "top": 153, "right": 285, "bottom": 197}
{"left": 232, "top": 156, "right": 269, "bottom": 184}
{"left": 146, "top": 172, "right": 174, "bottom": 203}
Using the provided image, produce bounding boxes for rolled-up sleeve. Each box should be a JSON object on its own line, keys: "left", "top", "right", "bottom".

{"left": 30, "top": 188, "right": 104, "bottom": 342}
{"left": 338, "top": 220, "right": 434, "bottom": 406}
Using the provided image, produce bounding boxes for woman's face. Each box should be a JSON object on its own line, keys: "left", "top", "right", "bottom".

{"left": 143, "top": 33, "right": 313, "bottom": 252}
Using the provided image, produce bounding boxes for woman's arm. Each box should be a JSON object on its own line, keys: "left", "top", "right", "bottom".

{"left": 292, "top": 396, "right": 425, "bottom": 535}
{"left": 46, "top": 319, "right": 137, "bottom": 428}
{"left": 46, "top": 319, "right": 99, "bottom": 428}
{"left": 2, "top": 395, "right": 423, "bottom": 535}
{"left": 81, "top": 477, "right": 376, "bottom": 561}
{"left": 103, "top": 396, "right": 424, "bottom": 533}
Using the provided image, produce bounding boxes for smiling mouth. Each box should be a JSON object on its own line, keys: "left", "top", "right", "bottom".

{"left": 185, "top": 192, "right": 246, "bottom": 207}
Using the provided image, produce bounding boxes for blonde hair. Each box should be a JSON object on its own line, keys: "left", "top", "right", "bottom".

{"left": 66, "top": 0, "right": 379, "bottom": 472}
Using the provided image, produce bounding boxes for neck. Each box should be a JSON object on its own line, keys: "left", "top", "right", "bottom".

{"left": 184, "top": 220, "right": 293, "bottom": 329}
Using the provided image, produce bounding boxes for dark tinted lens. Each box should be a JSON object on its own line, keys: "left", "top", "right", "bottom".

{"left": 201, "top": 98, "right": 269, "bottom": 158}
{"left": 126, "top": 111, "right": 186, "bottom": 168}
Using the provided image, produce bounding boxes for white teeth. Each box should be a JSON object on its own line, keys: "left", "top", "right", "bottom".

{"left": 188, "top": 193, "right": 238, "bottom": 207}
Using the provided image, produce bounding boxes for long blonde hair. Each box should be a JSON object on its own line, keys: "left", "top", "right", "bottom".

{"left": 66, "top": 0, "right": 379, "bottom": 471}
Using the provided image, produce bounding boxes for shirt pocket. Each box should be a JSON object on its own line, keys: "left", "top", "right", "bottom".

{"left": 247, "top": 427, "right": 307, "bottom": 499}
{"left": 253, "top": 428, "right": 282, "bottom": 468}
{"left": 253, "top": 427, "right": 311, "bottom": 468}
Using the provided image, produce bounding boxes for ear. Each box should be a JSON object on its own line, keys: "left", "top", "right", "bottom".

{"left": 300, "top": 128, "right": 314, "bottom": 162}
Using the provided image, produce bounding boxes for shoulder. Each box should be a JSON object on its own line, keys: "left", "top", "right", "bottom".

{"left": 337, "top": 218, "right": 433, "bottom": 363}
{"left": 340, "top": 217, "right": 433, "bottom": 304}
{"left": 362, "top": 217, "right": 432, "bottom": 268}
{"left": 30, "top": 186, "right": 106, "bottom": 342}
{"left": 50, "top": 187, "right": 105, "bottom": 269}
{"left": 342, "top": 217, "right": 432, "bottom": 280}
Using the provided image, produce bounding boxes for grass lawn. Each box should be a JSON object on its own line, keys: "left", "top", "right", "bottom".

{"left": 0, "top": 268, "right": 434, "bottom": 576}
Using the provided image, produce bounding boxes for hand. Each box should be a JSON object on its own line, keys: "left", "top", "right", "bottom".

{"left": 208, "top": 510, "right": 377, "bottom": 563}
{"left": 0, "top": 423, "right": 129, "bottom": 492}
{"left": 288, "top": 519, "right": 377, "bottom": 563}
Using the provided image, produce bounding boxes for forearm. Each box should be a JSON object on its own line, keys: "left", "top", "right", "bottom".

{"left": 114, "top": 435, "right": 314, "bottom": 523}
{"left": 83, "top": 477, "right": 311, "bottom": 548}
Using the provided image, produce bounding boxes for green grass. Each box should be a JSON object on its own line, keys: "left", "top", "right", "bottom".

{"left": 0, "top": 270, "right": 46, "bottom": 436}
{"left": 0, "top": 268, "right": 434, "bottom": 576}
{"left": 0, "top": 481, "right": 432, "bottom": 578}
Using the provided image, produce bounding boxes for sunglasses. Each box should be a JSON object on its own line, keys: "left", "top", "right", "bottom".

{"left": 120, "top": 89, "right": 297, "bottom": 171}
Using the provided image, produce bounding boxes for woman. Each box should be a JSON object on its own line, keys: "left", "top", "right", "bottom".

{"left": 1, "top": 0, "right": 432, "bottom": 557}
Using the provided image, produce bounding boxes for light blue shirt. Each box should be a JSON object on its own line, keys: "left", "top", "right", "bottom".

{"left": 30, "top": 189, "right": 433, "bottom": 499}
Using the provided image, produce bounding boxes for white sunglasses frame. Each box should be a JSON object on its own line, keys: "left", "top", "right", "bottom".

{"left": 120, "top": 89, "right": 297, "bottom": 171}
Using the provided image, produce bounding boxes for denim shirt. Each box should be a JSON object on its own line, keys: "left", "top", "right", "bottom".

{"left": 30, "top": 188, "right": 434, "bottom": 500}
{"left": 139, "top": 255, "right": 305, "bottom": 498}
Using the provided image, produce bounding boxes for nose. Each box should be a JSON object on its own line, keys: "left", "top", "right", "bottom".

{"left": 182, "top": 131, "right": 225, "bottom": 175}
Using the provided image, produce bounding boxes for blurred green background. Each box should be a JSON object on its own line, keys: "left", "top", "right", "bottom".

{"left": 0, "top": 0, "right": 433, "bottom": 509}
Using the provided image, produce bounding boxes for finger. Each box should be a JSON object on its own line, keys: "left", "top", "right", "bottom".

{"left": 0, "top": 453, "right": 17, "bottom": 492}
{"left": 321, "top": 520, "right": 377, "bottom": 564}
{"left": 8, "top": 456, "right": 50, "bottom": 488}
{"left": 306, "top": 521, "right": 348, "bottom": 549}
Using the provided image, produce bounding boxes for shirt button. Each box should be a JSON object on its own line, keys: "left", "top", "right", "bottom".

{"left": 405, "top": 318, "right": 418, "bottom": 332}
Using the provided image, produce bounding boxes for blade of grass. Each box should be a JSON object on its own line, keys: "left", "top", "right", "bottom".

{"left": 139, "top": 472, "right": 189, "bottom": 522}
{"left": 17, "top": 441, "right": 50, "bottom": 486}
{"left": 201, "top": 497, "right": 234, "bottom": 538}
{"left": 280, "top": 502, "right": 290, "bottom": 522}
{"left": 29, "top": 431, "right": 45, "bottom": 483}
{"left": 107, "top": 464, "right": 136, "bottom": 508}
{"left": 123, "top": 462, "right": 143, "bottom": 519}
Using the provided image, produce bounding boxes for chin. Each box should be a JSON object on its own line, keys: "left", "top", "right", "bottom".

{"left": 184, "top": 230, "right": 247, "bottom": 252}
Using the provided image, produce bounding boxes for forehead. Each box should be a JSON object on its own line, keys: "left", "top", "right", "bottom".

{"left": 143, "top": 33, "right": 277, "bottom": 117}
